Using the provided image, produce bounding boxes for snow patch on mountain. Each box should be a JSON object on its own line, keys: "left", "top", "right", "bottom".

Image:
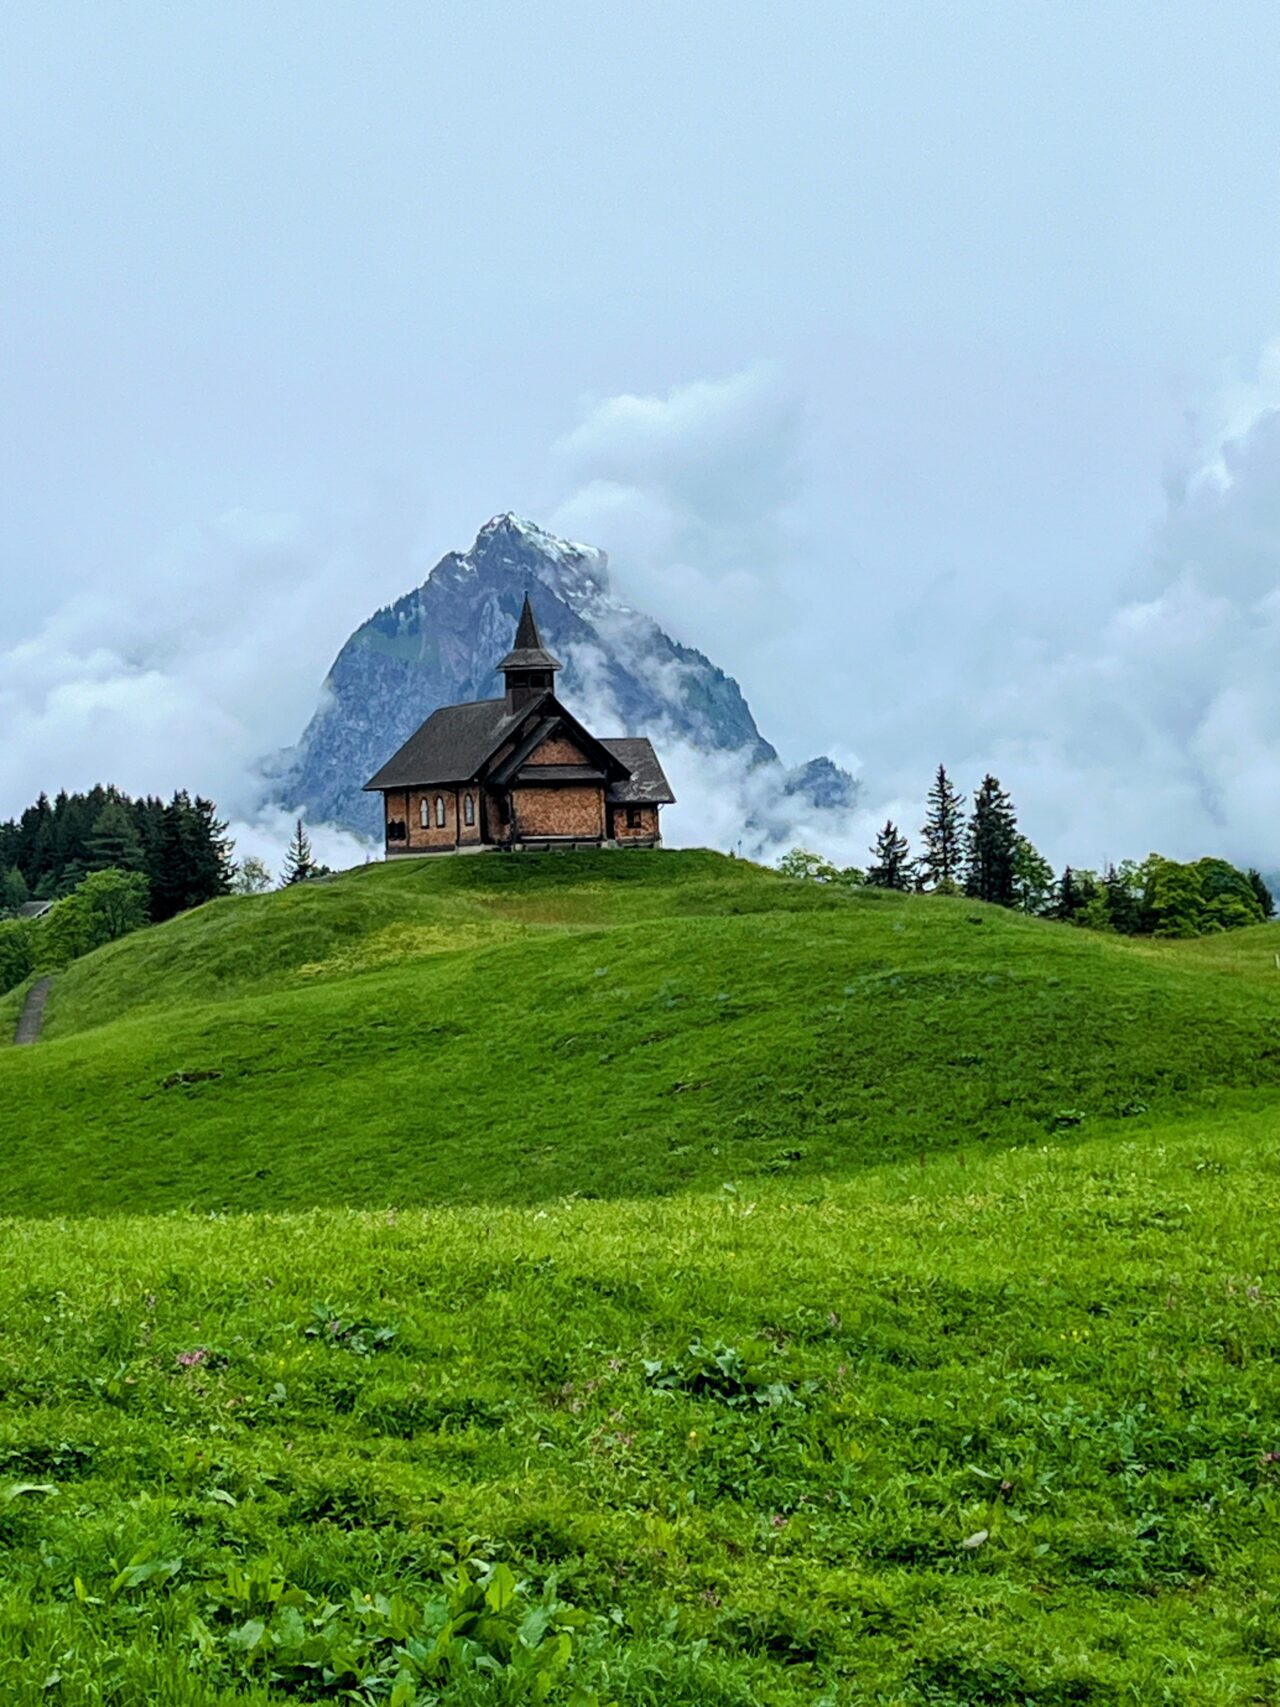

{"left": 266, "top": 514, "right": 858, "bottom": 855}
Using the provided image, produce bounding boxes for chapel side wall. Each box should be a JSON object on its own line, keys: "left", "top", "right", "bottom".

{"left": 611, "top": 804, "right": 661, "bottom": 842}
{"left": 457, "top": 787, "right": 482, "bottom": 845}
{"left": 384, "top": 790, "right": 409, "bottom": 850}
{"left": 484, "top": 789, "right": 513, "bottom": 845}
{"left": 513, "top": 785, "right": 605, "bottom": 839}
{"left": 406, "top": 788, "right": 458, "bottom": 850}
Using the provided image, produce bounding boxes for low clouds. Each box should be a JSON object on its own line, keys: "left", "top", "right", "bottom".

{"left": 957, "top": 351, "right": 1280, "bottom": 871}
{"left": 549, "top": 365, "right": 804, "bottom": 665}
{"left": 3, "top": 350, "right": 1280, "bottom": 879}
{"left": 0, "top": 508, "right": 380, "bottom": 871}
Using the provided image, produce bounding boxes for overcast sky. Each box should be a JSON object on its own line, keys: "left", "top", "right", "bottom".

{"left": 4, "top": 2, "right": 1280, "bottom": 869}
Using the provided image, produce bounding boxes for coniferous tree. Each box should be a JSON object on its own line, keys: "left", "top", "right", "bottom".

{"left": 1248, "top": 869, "right": 1276, "bottom": 920}
{"left": 280, "top": 819, "right": 316, "bottom": 887}
{"left": 1056, "top": 865, "right": 1080, "bottom": 922}
{"left": 963, "top": 775, "right": 1019, "bottom": 906}
{"left": 87, "top": 796, "right": 145, "bottom": 872}
{"left": 866, "top": 820, "right": 913, "bottom": 890}
{"left": 1103, "top": 862, "right": 1142, "bottom": 934}
{"left": 192, "top": 797, "right": 235, "bottom": 899}
{"left": 17, "top": 794, "right": 55, "bottom": 891}
{"left": 1, "top": 867, "right": 29, "bottom": 916}
{"left": 151, "top": 792, "right": 201, "bottom": 921}
{"left": 920, "top": 764, "right": 966, "bottom": 892}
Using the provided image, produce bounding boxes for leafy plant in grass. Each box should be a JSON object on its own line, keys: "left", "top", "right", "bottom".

{"left": 188, "top": 1555, "right": 606, "bottom": 1703}
{"left": 644, "top": 1341, "right": 801, "bottom": 1410}
{"left": 305, "top": 1303, "right": 398, "bottom": 1355}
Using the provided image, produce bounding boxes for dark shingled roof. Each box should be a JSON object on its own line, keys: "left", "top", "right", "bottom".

{"left": 601, "top": 738, "right": 676, "bottom": 804}
{"left": 363, "top": 694, "right": 548, "bottom": 790}
{"left": 512, "top": 764, "right": 608, "bottom": 784}
{"left": 495, "top": 593, "right": 562, "bottom": 675}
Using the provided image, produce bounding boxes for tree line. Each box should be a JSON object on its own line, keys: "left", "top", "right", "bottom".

{"left": 780, "top": 766, "right": 1275, "bottom": 936}
{"left": 0, "top": 789, "right": 332, "bottom": 1000}
{"left": 0, "top": 786, "right": 236, "bottom": 921}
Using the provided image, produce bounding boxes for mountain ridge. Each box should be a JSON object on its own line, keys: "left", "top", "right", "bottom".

{"left": 268, "top": 513, "right": 855, "bottom": 840}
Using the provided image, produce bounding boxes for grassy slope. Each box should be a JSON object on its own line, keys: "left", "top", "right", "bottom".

{"left": 2, "top": 850, "right": 1280, "bottom": 1216}
{"left": 3, "top": 852, "right": 1280, "bottom": 1702}
{"left": 1, "top": 1118, "right": 1279, "bottom": 1703}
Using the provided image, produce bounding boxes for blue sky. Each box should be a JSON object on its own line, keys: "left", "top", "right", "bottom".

{"left": 4, "top": 2, "right": 1280, "bottom": 865}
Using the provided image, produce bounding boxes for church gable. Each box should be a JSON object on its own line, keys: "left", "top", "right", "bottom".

{"left": 366, "top": 592, "right": 673, "bottom": 854}
{"left": 525, "top": 732, "right": 590, "bottom": 767}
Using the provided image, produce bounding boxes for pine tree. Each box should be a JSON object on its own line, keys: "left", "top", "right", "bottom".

{"left": 87, "top": 796, "right": 145, "bottom": 872}
{"left": 191, "top": 797, "right": 236, "bottom": 900}
{"left": 1247, "top": 868, "right": 1276, "bottom": 920}
{"left": 1056, "top": 865, "right": 1079, "bottom": 922}
{"left": 963, "top": 775, "right": 1019, "bottom": 906}
{"left": 1, "top": 867, "right": 29, "bottom": 916}
{"left": 280, "top": 819, "right": 316, "bottom": 887}
{"left": 1103, "top": 862, "right": 1142, "bottom": 934}
{"left": 919, "top": 765, "right": 966, "bottom": 891}
{"left": 151, "top": 791, "right": 201, "bottom": 921}
{"left": 866, "top": 820, "right": 913, "bottom": 890}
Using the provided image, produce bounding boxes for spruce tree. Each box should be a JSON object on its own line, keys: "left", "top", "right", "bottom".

{"left": 151, "top": 792, "right": 200, "bottom": 921}
{"left": 1247, "top": 869, "right": 1276, "bottom": 920}
{"left": 192, "top": 797, "right": 235, "bottom": 900}
{"left": 919, "top": 765, "right": 966, "bottom": 891}
{"left": 1, "top": 867, "right": 29, "bottom": 916}
{"left": 1103, "top": 862, "right": 1142, "bottom": 934}
{"left": 1056, "top": 865, "right": 1079, "bottom": 921}
{"left": 281, "top": 819, "right": 316, "bottom": 887}
{"left": 87, "top": 796, "right": 145, "bottom": 872}
{"left": 866, "top": 820, "right": 913, "bottom": 891}
{"left": 963, "top": 775, "right": 1019, "bottom": 906}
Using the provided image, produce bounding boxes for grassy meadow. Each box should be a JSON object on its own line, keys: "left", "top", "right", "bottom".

{"left": 2, "top": 850, "right": 1280, "bottom": 1702}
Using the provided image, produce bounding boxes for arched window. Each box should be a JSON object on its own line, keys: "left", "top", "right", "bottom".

{"left": 463, "top": 793, "right": 475, "bottom": 827}
{"left": 435, "top": 795, "right": 446, "bottom": 827}
{"left": 419, "top": 797, "right": 429, "bottom": 829}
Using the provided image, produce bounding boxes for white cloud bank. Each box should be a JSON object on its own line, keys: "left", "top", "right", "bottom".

{"left": 936, "top": 348, "right": 1280, "bottom": 873}
{"left": 4, "top": 349, "right": 1280, "bottom": 879}
{"left": 0, "top": 508, "right": 379, "bottom": 874}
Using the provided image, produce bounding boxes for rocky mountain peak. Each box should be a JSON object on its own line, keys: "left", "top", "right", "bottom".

{"left": 266, "top": 516, "right": 856, "bottom": 842}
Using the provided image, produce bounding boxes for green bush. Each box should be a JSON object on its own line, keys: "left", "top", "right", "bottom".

{"left": 0, "top": 917, "right": 36, "bottom": 996}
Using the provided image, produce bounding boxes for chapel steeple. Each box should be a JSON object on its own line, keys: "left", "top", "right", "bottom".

{"left": 496, "top": 593, "right": 562, "bottom": 713}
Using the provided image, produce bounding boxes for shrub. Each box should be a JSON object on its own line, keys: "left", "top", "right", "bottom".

{"left": 0, "top": 918, "right": 36, "bottom": 997}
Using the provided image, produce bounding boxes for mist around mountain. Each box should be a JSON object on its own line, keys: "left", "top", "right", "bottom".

{"left": 268, "top": 514, "right": 857, "bottom": 846}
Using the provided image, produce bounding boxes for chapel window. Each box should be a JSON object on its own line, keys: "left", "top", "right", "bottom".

{"left": 435, "top": 795, "right": 446, "bottom": 827}
{"left": 419, "top": 798, "right": 429, "bottom": 828}
{"left": 626, "top": 805, "right": 643, "bottom": 829}
{"left": 464, "top": 793, "right": 475, "bottom": 826}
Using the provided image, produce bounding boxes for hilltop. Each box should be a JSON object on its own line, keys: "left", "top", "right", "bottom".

{"left": 3, "top": 849, "right": 1280, "bottom": 1701}
{"left": 3, "top": 848, "right": 1280, "bottom": 1218}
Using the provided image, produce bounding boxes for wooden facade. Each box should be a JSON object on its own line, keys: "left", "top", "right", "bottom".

{"left": 364, "top": 595, "right": 674, "bottom": 855}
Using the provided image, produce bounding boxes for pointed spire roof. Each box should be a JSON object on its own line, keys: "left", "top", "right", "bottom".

{"left": 495, "top": 592, "right": 563, "bottom": 675}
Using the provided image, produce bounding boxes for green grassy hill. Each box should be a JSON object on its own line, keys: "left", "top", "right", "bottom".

{"left": 2, "top": 849, "right": 1280, "bottom": 1217}
{"left": 3, "top": 849, "right": 1280, "bottom": 1703}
